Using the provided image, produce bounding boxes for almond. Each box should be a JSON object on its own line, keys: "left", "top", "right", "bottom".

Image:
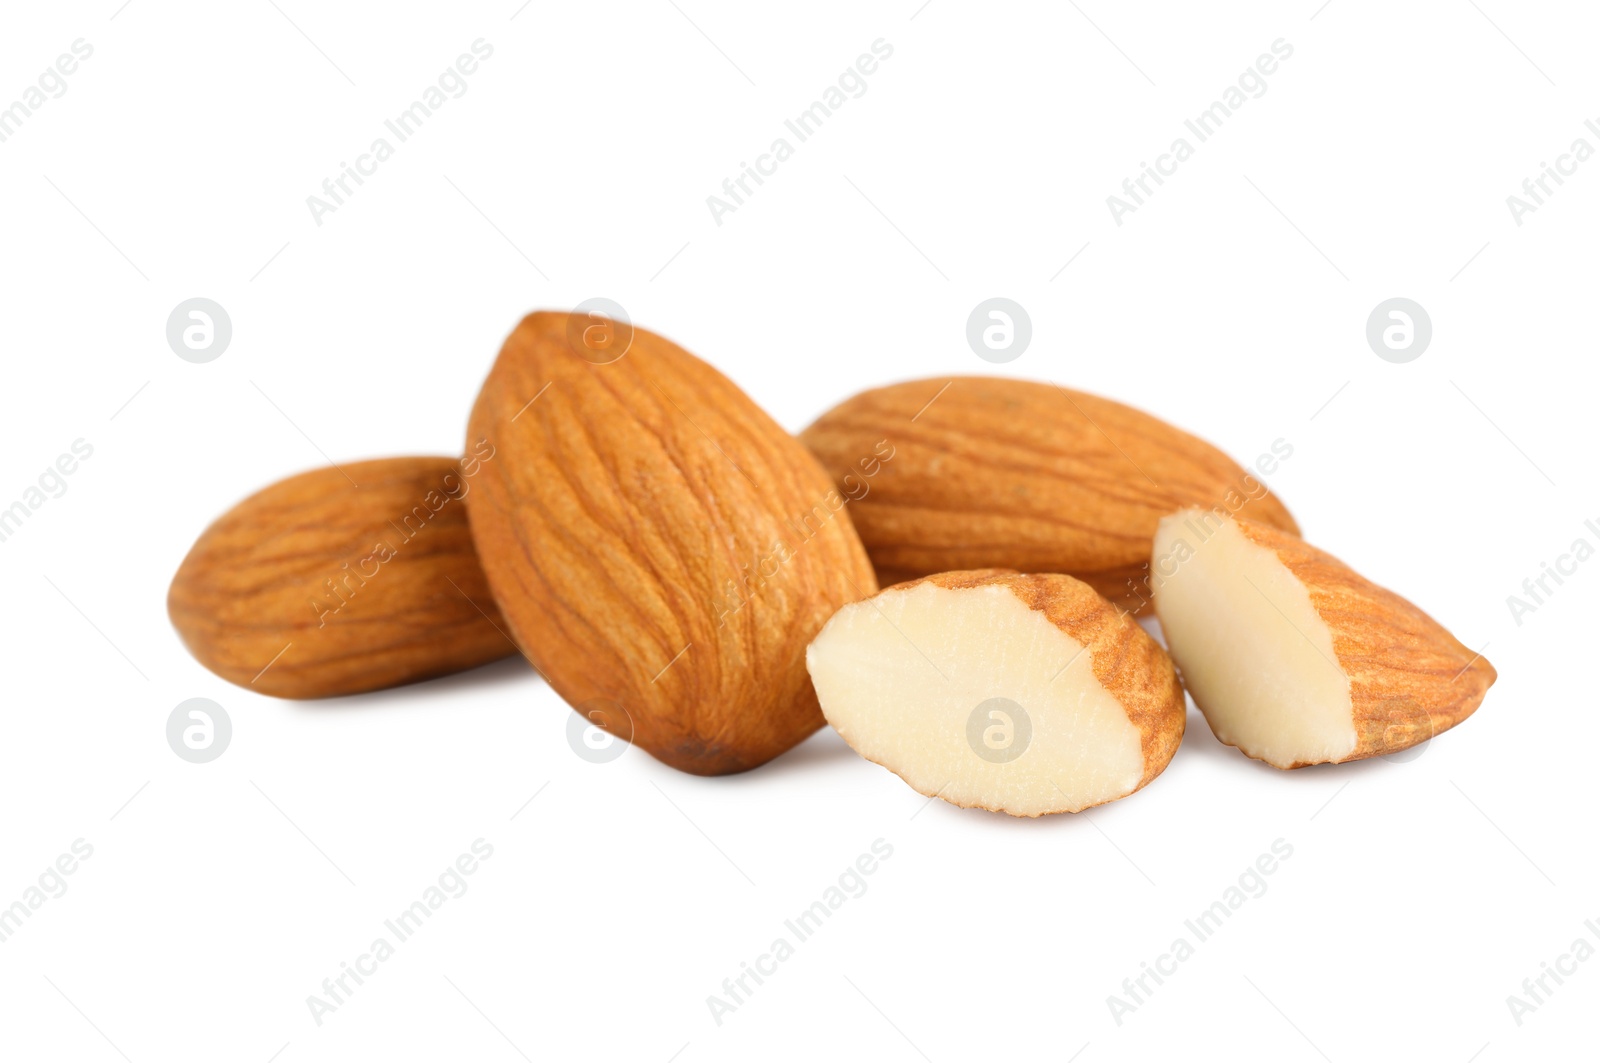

{"left": 465, "top": 312, "right": 878, "bottom": 775}
{"left": 800, "top": 377, "right": 1299, "bottom": 606}
{"left": 168, "top": 456, "right": 515, "bottom": 698}
{"left": 806, "top": 569, "right": 1185, "bottom": 816}
{"left": 1152, "top": 508, "right": 1496, "bottom": 768}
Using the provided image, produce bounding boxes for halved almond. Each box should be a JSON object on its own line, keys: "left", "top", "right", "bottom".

{"left": 806, "top": 570, "right": 1185, "bottom": 816}
{"left": 1151, "top": 508, "right": 1496, "bottom": 768}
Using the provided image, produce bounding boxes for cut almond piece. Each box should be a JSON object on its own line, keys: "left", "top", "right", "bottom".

{"left": 1151, "top": 508, "right": 1496, "bottom": 768}
{"left": 806, "top": 570, "right": 1185, "bottom": 816}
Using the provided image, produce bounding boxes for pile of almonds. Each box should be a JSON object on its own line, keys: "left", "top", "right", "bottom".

{"left": 169, "top": 312, "right": 1496, "bottom": 816}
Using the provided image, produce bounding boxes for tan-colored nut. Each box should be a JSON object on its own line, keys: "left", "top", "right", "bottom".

{"left": 465, "top": 312, "right": 878, "bottom": 775}
{"left": 169, "top": 456, "right": 514, "bottom": 698}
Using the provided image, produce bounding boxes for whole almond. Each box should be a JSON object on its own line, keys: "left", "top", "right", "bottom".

{"left": 801, "top": 377, "right": 1299, "bottom": 607}
{"left": 465, "top": 312, "right": 878, "bottom": 775}
{"left": 169, "top": 455, "right": 515, "bottom": 698}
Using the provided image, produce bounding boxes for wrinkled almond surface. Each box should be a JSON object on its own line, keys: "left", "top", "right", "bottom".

{"left": 466, "top": 312, "right": 877, "bottom": 775}
{"left": 169, "top": 455, "right": 514, "bottom": 698}
{"left": 802, "top": 377, "right": 1299, "bottom": 607}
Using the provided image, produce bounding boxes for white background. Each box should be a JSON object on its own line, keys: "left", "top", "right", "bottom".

{"left": 1, "top": 1, "right": 1594, "bottom": 1060}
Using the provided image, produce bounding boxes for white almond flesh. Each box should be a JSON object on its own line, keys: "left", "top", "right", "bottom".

{"left": 806, "top": 570, "right": 1185, "bottom": 816}
{"left": 1152, "top": 511, "right": 1354, "bottom": 767}
{"left": 1152, "top": 508, "right": 1496, "bottom": 768}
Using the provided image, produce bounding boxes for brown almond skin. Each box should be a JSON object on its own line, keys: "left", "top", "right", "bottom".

{"left": 465, "top": 312, "right": 878, "bottom": 776}
{"left": 169, "top": 457, "right": 516, "bottom": 698}
{"left": 1230, "top": 517, "right": 1496, "bottom": 763}
{"left": 801, "top": 377, "right": 1300, "bottom": 608}
{"left": 889, "top": 569, "right": 1186, "bottom": 800}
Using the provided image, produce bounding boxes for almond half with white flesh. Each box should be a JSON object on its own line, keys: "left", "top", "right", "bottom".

{"left": 1151, "top": 508, "right": 1496, "bottom": 768}
{"left": 806, "top": 570, "right": 1185, "bottom": 816}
